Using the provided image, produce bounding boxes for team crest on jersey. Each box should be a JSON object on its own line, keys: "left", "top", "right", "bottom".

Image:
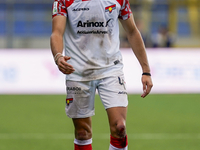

{"left": 66, "top": 98, "right": 73, "bottom": 106}
{"left": 105, "top": 4, "right": 116, "bottom": 13}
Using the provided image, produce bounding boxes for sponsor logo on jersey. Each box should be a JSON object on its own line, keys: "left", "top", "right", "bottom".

{"left": 77, "top": 20, "right": 104, "bottom": 27}
{"left": 106, "top": 18, "right": 114, "bottom": 27}
{"left": 76, "top": 19, "right": 114, "bottom": 34}
{"left": 67, "top": 87, "right": 81, "bottom": 91}
{"left": 77, "top": 30, "right": 108, "bottom": 34}
{"left": 105, "top": 4, "right": 116, "bottom": 13}
{"left": 66, "top": 98, "right": 73, "bottom": 106}
{"left": 72, "top": 8, "right": 89, "bottom": 11}
{"left": 77, "top": 19, "right": 114, "bottom": 28}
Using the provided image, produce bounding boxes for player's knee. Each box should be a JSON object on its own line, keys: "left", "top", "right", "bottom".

{"left": 76, "top": 129, "right": 92, "bottom": 140}
{"left": 76, "top": 130, "right": 87, "bottom": 140}
{"left": 116, "top": 122, "right": 126, "bottom": 138}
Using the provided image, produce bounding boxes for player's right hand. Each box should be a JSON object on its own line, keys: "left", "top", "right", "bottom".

{"left": 56, "top": 56, "right": 75, "bottom": 74}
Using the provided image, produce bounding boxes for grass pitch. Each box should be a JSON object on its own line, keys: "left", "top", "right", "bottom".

{"left": 0, "top": 94, "right": 200, "bottom": 150}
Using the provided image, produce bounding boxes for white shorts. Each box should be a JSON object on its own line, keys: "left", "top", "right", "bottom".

{"left": 65, "top": 75, "right": 128, "bottom": 118}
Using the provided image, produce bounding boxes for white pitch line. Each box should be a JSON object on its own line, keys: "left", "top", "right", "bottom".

{"left": 0, "top": 133, "right": 74, "bottom": 140}
{"left": 128, "top": 133, "right": 200, "bottom": 140}
{"left": 0, "top": 133, "right": 200, "bottom": 140}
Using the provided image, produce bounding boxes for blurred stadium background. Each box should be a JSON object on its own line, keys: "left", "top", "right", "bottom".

{"left": 0, "top": 0, "right": 200, "bottom": 150}
{"left": 0, "top": 0, "right": 200, "bottom": 48}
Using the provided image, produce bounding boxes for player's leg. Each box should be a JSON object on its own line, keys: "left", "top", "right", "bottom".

{"left": 97, "top": 75, "right": 128, "bottom": 150}
{"left": 73, "top": 117, "right": 93, "bottom": 150}
{"left": 65, "top": 80, "right": 97, "bottom": 150}
{"left": 107, "top": 107, "right": 128, "bottom": 150}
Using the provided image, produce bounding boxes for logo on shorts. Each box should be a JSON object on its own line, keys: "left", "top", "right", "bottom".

{"left": 118, "top": 91, "right": 127, "bottom": 95}
{"left": 66, "top": 98, "right": 73, "bottom": 106}
{"left": 114, "top": 60, "right": 120, "bottom": 65}
{"left": 67, "top": 87, "right": 82, "bottom": 94}
{"left": 105, "top": 4, "right": 116, "bottom": 13}
{"left": 118, "top": 77, "right": 126, "bottom": 90}
{"left": 67, "top": 87, "right": 81, "bottom": 91}
{"left": 118, "top": 77, "right": 124, "bottom": 85}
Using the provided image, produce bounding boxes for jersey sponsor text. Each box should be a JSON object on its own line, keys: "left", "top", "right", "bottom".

{"left": 73, "top": 8, "right": 89, "bottom": 11}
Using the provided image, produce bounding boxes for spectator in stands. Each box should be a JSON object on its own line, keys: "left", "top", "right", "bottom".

{"left": 152, "top": 25, "right": 176, "bottom": 48}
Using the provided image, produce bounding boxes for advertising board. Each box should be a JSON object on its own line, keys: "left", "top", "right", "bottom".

{"left": 0, "top": 49, "right": 200, "bottom": 94}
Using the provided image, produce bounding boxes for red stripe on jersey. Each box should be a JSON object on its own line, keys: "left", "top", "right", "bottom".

{"left": 52, "top": 0, "right": 74, "bottom": 18}
{"left": 118, "top": 0, "right": 132, "bottom": 20}
{"left": 62, "top": 0, "right": 74, "bottom": 7}
{"left": 116, "top": 0, "right": 124, "bottom": 6}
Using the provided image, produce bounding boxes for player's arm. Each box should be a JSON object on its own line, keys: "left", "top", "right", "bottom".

{"left": 120, "top": 15, "right": 153, "bottom": 98}
{"left": 50, "top": 15, "right": 75, "bottom": 74}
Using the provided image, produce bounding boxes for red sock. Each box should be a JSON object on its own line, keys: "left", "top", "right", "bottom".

{"left": 74, "top": 143, "right": 92, "bottom": 150}
{"left": 110, "top": 135, "right": 128, "bottom": 149}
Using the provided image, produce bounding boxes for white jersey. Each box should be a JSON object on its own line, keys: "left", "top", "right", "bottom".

{"left": 52, "top": 0, "right": 132, "bottom": 81}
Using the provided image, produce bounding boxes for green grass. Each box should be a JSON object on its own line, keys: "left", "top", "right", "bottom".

{"left": 0, "top": 94, "right": 200, "bottom": 150}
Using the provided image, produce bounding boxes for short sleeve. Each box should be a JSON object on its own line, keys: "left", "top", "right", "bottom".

{"left": 118, "top": 0, "right": 132, "bottom": 20}
{"left": 52, "top": 0, "right": 67, "bottom": 18}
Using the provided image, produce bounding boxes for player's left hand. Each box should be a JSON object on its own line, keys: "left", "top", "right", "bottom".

{"left": 141, "top": 75, "right": 153, "bottom": 98}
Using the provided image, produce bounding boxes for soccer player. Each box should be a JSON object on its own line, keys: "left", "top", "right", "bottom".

{"left": 50, "top": 0, "right": 153, "bottom": 150}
